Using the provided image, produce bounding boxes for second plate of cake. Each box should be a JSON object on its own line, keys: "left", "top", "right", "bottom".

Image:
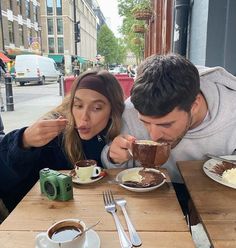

{"left": 116, "top": 167, "right": 166, "bottom": 192}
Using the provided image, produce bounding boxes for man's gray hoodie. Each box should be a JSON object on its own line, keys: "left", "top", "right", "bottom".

{"left": 101, "top": 66, "right": 236, "bottom": 183}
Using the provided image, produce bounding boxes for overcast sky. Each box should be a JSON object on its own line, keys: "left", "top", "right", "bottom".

{"left": 96, "top": 0, "right": 123, "bottom": 37}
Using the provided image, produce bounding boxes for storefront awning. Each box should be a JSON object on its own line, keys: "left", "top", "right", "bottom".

{"left": 0, "top": 52, "right": 11, "bottom": 63}
{"left": 48, "top": 54, "right": 64, "bottom": 63}
{"left": 77, "top": 56, "right": 87, "bottom": 64}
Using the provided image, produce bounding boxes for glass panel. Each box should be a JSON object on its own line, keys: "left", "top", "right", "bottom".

{"left": 8, "top": 21, "right": 14, "bottom": 43}
{"left": 56, "top": 18, "right": 63, "bottom": 35}
{"left": 19, "top": 24, "right": 24, "bottom": 46}
{"left": 33, "top": 5, "right": 38, "bottom": 22}
{"left": 57, "top": 38, "right": 64, "bottom": 53}
{"left": 18, "top": 0, "right": 23, "bottom": 15}
{"left": 47, "top": 19, "right": 53, "bottom": 35}
{"left": 48, "top": 38, "right": 55, "bottom": 53}
{"left": 47, "top": 0, "right": 53, "bottom": 15}
{"left": 56, "top": 0, "right": 62, "bottom": 15}
{"left": 25, "top": 0, "right": 30, "bottom": 19}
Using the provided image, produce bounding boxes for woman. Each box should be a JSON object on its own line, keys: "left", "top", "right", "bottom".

{"left": 0, "top": 69, "right": 124, "bottom": 212}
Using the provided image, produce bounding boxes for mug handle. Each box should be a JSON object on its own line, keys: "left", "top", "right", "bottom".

{"left": 35, "top": 232, "right": 48, "bottom": 248}
{"left": 92, "top": 167, "right": 102, "bottom": 177}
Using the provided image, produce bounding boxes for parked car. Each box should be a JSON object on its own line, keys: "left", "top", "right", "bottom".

{"left": 109, "top": 66, "right": 127, "bottom": 75}
{"left": 15, "top": 55, "right": 61, "bottom": 86}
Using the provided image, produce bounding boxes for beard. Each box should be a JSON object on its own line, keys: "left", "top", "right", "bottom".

{"left": 158, "top": 112, "right": 193, "bottom": 149}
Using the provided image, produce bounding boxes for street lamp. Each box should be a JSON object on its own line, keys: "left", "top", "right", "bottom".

{"left": 0, "top": 0, "right": 5, "bottom": 51}
{"left": 73, "top": 0, "right": 77, "bottom": 55}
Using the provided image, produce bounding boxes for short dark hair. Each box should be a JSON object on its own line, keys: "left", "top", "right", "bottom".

{"left": 131, "top": 53, "right": 200, "bottom": 116}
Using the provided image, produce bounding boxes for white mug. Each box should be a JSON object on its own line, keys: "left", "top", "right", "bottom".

{"left": 75, "top": 160, "right": 101, "bottom": 181}
{"left": 35, "top": 219, "right": 86, "bottom": 248}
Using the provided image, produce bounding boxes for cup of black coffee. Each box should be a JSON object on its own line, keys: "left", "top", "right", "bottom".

{"left": 131, "top": 140, "right": 170, "bottom": 167}
{"left": 35, "top": 219, "right": 86, "bottom": 248}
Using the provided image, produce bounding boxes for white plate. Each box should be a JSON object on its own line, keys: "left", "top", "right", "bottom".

{"left": 203, "top": 155, "right": 236, "bottom": 189}
{"left": 35, "top": 229, "right": 100, "bottom": 248}
{"left": 116, "top": 167, "right": 166, "bottom": 192}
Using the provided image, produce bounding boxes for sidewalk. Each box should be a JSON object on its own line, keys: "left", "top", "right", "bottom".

{"left": 1, "top": 91, "right": 62, "bottom": 133}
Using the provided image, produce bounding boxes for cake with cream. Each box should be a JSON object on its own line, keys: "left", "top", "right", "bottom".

{"left": 122, "top": 169, "right": 165, "bottom": 187}
{"left": 222, "top": 168, "right": 236, "bottom": 186}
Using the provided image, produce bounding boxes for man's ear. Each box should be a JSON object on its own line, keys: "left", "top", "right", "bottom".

{"left": 190, "top": 93, "right": 201, "bottom": 115}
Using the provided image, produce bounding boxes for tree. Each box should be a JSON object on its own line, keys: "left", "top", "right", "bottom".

{"left": 97, "top": 25, "right": 118, "bottom": 66}
{"left": 97, "top": 24, "right": 127, "bottom": 66}
{"left": 118, "top": 0, "right": 147, "bottom": 63}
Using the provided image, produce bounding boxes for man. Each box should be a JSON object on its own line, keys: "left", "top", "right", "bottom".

{"left": 102, "top": 53, "right": 236, "bottom": 216}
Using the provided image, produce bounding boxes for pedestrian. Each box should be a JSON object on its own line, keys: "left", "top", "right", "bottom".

{"left": 73, "top": 60, "right": 80, "bottom": 77}
{"left": 102, "top": 53, "right": 236, "bottom": 220}
{"left": 0, "top": 113, "right": 4, "bottom": 141}
{"left": 0, "top": 69, "right": 124, "bottom": 216}
{"left": 0, "top": 58, "right": 6, "bottom": 112}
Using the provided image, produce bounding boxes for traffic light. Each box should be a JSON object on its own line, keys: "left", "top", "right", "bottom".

{"left": 75, "top": 21, "right": 81, "bottom": 43}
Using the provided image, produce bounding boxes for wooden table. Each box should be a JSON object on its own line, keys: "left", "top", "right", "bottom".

{"left": 178, "top": 161, "right": 236, "bottom": 248}
{"left": 0, "top": 169, "right": 194, "bottom": 248}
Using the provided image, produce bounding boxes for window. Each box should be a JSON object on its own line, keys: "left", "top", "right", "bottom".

{"left": 27, "top": 28, "right": 33, "bottom": 47}
{"left": 17, "top": 0, "right": 23, "bottom": 15}
{"left": 47, "top": 0, "right": 53, "bottom": 15}
{"left": 8, "top": 0, "right": 13, "bottom": 10}
{"left": 33, "top": 5, "right": 39, "bottom": 23}
{"left": 56, "top": 0, "right": 62, "bottom": 15}
{"left": 57, "top": 18, "right": 63, "bottom": 35}
{"left": 8, "top": 21, "right": 14, "bottom": 43}
{"left": 25, "top": 0, "right": 31, "bottom": 19}
{"left": 47, "top": 19, "right": 53, "bottom": 35}
{"left": 19, "top": 24, "right": 24, "bottom": 46}
{"left": 48, "top": 38, "right": 55, "bottom": 53}
{"left": 57, "top": 38, "right": 64, "bottom": 53}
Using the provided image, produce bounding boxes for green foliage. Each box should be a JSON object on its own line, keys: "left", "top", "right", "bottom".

{"left": 97, "top": 24, "right": 126, "bottom": 65}
{"left": 118, "top": 0, "right": 147, "bottom": 63}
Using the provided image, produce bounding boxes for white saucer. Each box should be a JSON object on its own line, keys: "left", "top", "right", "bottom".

{"left": 35, "top": 229, "right": 100, "bottom": 248}
{"left": 84, "top": 229, "right": 100, "bottom": 248}
{"left": 72, "top": 175, "right": 104, "bottom": 184}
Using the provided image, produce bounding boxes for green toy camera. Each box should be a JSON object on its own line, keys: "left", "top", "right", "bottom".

{"left": 39, "top": 168, "right": 73, "bottom": 201}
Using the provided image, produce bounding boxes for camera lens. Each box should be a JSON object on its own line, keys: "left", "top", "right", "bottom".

{"left": 43, "top": 176, "right": 58, "bottom": 200}
{"left": 44, "top": 181, "right": 55, "bottom": 197}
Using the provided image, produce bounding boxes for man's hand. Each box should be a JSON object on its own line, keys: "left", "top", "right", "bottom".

{"left": 108, "top": 134, "right": 136, "bottom": 164}
{"left": 22, "top": 118, "right": 68, "bottom": 148}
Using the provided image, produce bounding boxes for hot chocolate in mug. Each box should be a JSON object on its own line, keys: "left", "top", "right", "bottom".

{"left": 35, "top": 218, "right": 86, "bottom": 248}
{"left": 75, "top": 160, "right": 101, "bottom": 181}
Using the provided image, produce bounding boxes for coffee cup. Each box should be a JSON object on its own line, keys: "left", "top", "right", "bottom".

{"left": 75, "top": 160, "right": 101, "bottom": 181}
{"left": 131, "top": 140, "right": 170, "bottom": 167}
{"left": 35, "top": 218, "right": 86, "bottom": 248}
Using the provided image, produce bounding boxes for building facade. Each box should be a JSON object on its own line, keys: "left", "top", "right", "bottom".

{"left": 0, "top": 0, "right": 41, "bottom": 57}
{"left": 40, "top": 0, "right": 97, "bottom": 74}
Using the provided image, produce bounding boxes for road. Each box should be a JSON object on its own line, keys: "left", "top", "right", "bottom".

{"left": 1, "top": 82, "right": 63, "bottom": 133}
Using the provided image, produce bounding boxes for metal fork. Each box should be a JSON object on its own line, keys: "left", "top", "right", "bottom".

{"left": 116, "top": 198, "right": 142, "bottom": 247}
{"left": 103, "top": 190, "right": 132, "bottom": 248}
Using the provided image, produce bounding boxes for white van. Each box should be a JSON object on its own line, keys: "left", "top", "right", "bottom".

{"left": 15, "top": 55, "right": 61, "bottom": 86}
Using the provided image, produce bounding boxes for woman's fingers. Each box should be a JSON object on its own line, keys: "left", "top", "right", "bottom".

{"left": 22, "top": 119, "right": 68, "bottom": 148}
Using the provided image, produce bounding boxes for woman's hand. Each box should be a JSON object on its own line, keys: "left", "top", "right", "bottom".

{"left": 22, "top": 118, "right": 68, "bottom": 148}
{"left": 108, "top": 134, "right": 136, "bottom": 164}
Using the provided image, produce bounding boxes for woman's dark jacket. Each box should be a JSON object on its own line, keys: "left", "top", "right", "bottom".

{"left": 0, "top": 127, "right": 106, "bottom": 211}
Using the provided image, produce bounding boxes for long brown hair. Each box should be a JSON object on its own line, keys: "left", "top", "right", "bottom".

{"left": 63, "top": 69, "right": 124, "bottom": 165}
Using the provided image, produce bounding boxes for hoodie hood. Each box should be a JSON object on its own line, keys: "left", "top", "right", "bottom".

{"left": 185, "top": 66, "right": 236, "bottom": 138}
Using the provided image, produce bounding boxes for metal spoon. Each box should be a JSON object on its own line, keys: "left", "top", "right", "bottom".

{"left": 206, "top": 153, "right": 236, "bottom": 165}
{"left": 73, "top": 220, "right": 100, "bottom": 240}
